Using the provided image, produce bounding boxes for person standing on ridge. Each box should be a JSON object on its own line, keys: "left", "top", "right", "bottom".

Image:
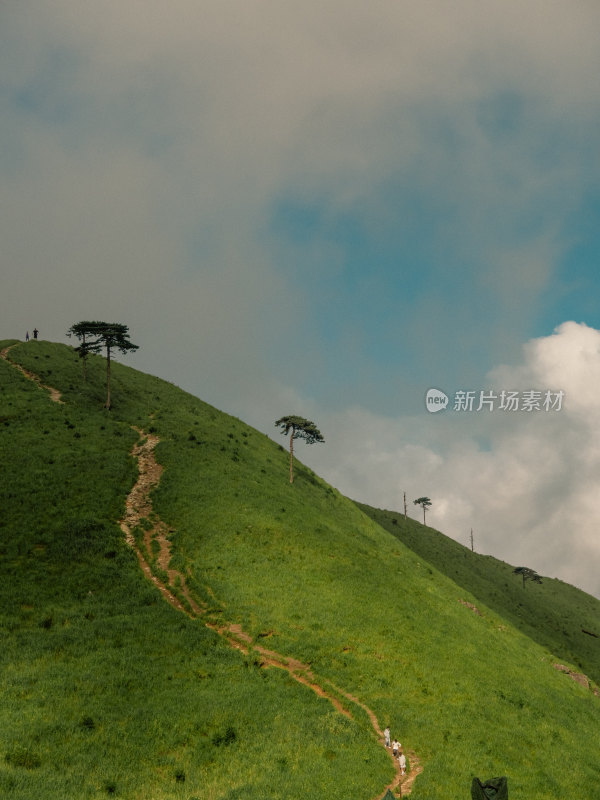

{"left": 33, "top": 328, "right": 39, "bottom": 339}
{"left": 25, "top": 331, "right": 29, "bottom": 341}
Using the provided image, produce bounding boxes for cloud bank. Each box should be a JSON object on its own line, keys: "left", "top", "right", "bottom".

{"left": 300, "top": 322, "right": 600, "bottom": 597}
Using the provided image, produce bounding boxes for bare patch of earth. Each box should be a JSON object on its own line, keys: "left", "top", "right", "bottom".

{"left": 554, "top": 663, "right": 599, "bottom": 695}
{"left": 119, "top": 430, "right": 204, "bottom": 617}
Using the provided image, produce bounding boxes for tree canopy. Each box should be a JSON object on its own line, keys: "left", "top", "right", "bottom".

{"left": 67, "top": 321, "right": 138, "bottom": 408}
{"left": 274, "top": 415, "right": 324, "bottom": 483}
{"left": 513, "top": 566, "right": 543, "bottom": 588}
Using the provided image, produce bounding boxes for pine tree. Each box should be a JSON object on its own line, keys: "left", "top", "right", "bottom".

{"left": 274, "top": 415, "right": 324, "bottom": 483}
{"left": 413, "top": 496, "right": 432, "bottom": 525}
{"left": 67, "top": 321, "right": 138, "bottom": 408}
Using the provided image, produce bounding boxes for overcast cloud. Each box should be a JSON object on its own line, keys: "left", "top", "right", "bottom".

{"left": 2, "top": 2, "right": 600, "bottom": 596}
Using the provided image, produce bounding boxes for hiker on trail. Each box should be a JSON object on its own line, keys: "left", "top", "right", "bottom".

{"left": 384, "top": 727, "right": 391, "bottom": 748}
{"left": 33, "top": 328, "right": 38, "bottom": 340}
{"left": 398, "top": 752, "right": 406, "bottom": 775}
{"left": 25, "top": 331, "right": 29, "bottom": 341}
{"left": 392, "top": 739, "right": 400, "bottom": 757}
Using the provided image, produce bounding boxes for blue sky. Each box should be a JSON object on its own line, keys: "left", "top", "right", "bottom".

{"left": 2, "top": 1, "right": 600, "bottom": 596}
{"left": 265, "top": 142, "right": 598, "bottom": 415}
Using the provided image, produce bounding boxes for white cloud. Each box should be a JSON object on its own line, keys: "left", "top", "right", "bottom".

{"left": 296, "top": 323, "right": 600, "bottom": 598}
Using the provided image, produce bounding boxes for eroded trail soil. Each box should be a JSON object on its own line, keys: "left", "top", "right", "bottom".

{"left": 118, "top": 430, "right": 205, "bottom": 616}
{"left": 122, "top": 427, "right": 423, "bottom": 798}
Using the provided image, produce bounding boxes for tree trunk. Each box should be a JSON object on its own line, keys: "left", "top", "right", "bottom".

{"left": 105, "top": 344, "right": 111, "bottom": 409}
{"left": 289, "top": 429, "right": 294, "bottom": 483}
{"left": 82, "top": 334, "right": 87, "bottom": 381}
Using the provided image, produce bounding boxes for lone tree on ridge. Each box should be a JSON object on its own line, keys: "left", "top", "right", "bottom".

{"left": 413, "top": 496, "right": 432, "bottom": 525}
{"left": 513, "top": 566, "right": 543, "bottom": 588}
{"left": 67, "top": 320, "right": 97, "bottom": 380}
{"left": 274, "top": 415, "right": 324, "bottom": 484}
{"left": 67, "top": 321, "right": 138, "bottom": 409}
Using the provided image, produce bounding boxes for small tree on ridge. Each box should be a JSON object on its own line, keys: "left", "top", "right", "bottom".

{"left": 513, "top": 566, "right": 543, "bottom": 589}
{"left": 274, "top": 415, "right": 324, "bottom": 484}
{"left": 413, "top": 496, "right": 432, "bottom": 525}
{"left": 67, "top": 321, "right": 138, "bottom": 409}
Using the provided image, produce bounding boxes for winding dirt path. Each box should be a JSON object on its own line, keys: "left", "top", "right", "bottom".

{"left": 118, "top": 429, "right": 205, "bottom": 616}
{"left": 1, "top": 344, "right": 64, "bottom": 403}
{"left": 122, "top": 427, "right": 423, "bottom": 798}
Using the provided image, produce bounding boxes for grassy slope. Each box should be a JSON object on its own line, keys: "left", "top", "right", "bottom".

{"left": 0, "top": 341, "right": 387, "bottom": 800}
{"left": 1, "top": 340, "right": 599, "bottom": 800}
{"left": 356, "top": 503, "right": 600, "bottom": 686}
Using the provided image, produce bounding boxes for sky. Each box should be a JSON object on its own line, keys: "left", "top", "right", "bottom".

{"left": 2, "top": 1, "right": 600, "bottom": 597}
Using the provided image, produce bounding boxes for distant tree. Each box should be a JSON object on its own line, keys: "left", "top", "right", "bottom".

{"left": 274, "top": 415, "right": 324, "bottom": 484}
{"left": 67, "top": 320, "right": 100, "bottom": 380}
{"left": 413, "top": 496, "right": 432, "bottom": 525}
{"left": 67, "top": 321, "right": 138, "bottom": 408}
{"left": 513, "top": 566, "right": 543, "bottom": 588}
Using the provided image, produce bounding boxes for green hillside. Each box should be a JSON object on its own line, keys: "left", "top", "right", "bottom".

{"left": 1, "top": 339, "right": 599, "bottom": 800}
{"left": 356, "top": 503, "right": 600, "bottom": 687}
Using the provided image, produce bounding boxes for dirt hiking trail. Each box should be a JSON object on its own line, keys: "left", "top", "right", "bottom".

{"left": 118, "top": 429, "right": 205, "bottom": 616}
{"left": 121, "top": 427, "right": 423, "bottom": 798}
{"left": 1, "top": 346, "right": 423, "bottom": 797}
